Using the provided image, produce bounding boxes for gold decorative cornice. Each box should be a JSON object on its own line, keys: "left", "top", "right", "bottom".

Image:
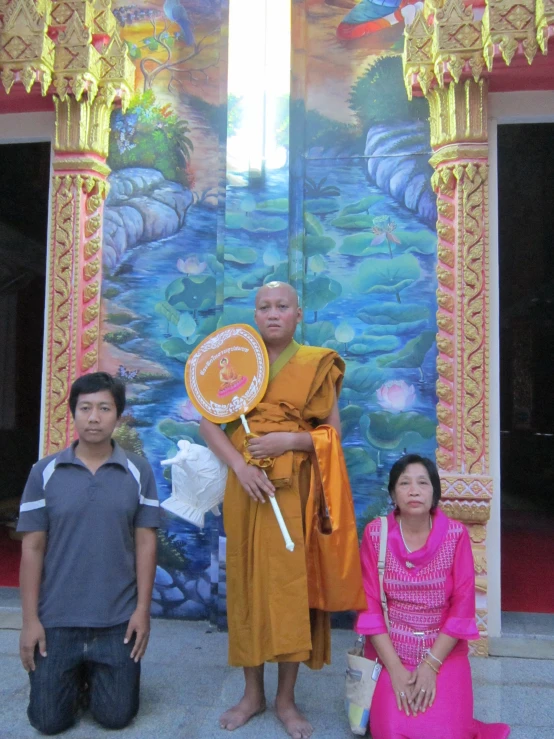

{"left": 404, "top": 0, "right": 554, "bottom": 98}
{"left": 0, "top": 0, "right": 134, "bottom": 114}
{"left": 427, "top": 78, "right": 488, "bottom": 149}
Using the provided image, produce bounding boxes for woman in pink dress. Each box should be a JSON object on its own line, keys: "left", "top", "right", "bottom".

{"left": 355, "top": 454, "right": 510, "bottom": 739}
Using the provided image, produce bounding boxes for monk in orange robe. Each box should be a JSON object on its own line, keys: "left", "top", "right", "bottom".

{"left": 200, "top": 282, "right": 362, "bottom": 739}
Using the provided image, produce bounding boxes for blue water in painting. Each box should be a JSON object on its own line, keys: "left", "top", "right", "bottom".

{"left": 103, "top": 156, "right": 437, "bottom": 583}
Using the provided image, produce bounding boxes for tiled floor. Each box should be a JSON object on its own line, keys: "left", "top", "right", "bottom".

{"left": 1, "top": 596, "right": 553, "bottom": 738}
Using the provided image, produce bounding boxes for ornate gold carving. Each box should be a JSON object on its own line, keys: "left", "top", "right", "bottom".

{"left": 468, "top": 525, "right": 487, "bottom": 543}
{"left": 403, "top": 0, "right": 554, "bottom": 96}
{"left": 441, "top": 499, "right": 490, "bottom": 523}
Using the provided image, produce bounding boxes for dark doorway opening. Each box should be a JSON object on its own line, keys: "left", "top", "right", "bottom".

{"left": 0, "top": 141, "right": 50, "bottom": 587}
{"left": 498, "top": 123, "right": 554, "bottom": 614}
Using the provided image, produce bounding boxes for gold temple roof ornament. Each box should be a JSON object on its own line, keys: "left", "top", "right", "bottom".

{"left": 0, "top": 0, "right": 134, "bottom": 116}
{"left": 403, "top": 0, "right": 554, "bottom": 99}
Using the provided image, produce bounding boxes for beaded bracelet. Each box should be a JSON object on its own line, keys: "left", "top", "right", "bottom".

{"left": 422, "top": 658, "right": 440, "bottom": 674}
{"left": 426, "top": 650, "right": 443, "bottom": 666}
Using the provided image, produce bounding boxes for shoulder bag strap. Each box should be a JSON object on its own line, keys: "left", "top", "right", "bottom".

{"left": 378, "top": 516, "right": 389, "bottom": 630}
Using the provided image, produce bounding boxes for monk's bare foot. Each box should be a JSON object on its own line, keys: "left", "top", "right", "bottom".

{"left": 275, "top": 698, "right": 313, "bottom": 739}
{"left": 219, "top": 696, "right": 266, "bottom": 731}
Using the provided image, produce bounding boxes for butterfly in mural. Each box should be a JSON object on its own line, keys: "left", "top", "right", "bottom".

{"left": 336, "top": 0, "right": 423, "bottom": 40}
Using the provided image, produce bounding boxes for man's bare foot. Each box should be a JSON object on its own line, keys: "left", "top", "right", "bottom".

{"left": 219, "top": 695, "right": 266, "bottom": 731}
{"left": 275, "top": 698, "right": 313, "bottom": 739}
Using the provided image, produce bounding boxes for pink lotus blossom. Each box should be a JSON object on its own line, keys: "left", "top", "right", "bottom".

{"left": 376, "top": 380, "right": 416, "bottom": 413}
{"left": 179, "top": 399, "right": 202, "bottom": 422}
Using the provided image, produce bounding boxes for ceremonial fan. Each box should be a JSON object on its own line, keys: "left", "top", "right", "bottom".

{"left": 161, "top": 324, "right": 294, "bottom": 551}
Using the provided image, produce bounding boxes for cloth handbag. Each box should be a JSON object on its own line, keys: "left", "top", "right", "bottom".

{"left": 344, "top": 516, "right": 389, "bottom": 736}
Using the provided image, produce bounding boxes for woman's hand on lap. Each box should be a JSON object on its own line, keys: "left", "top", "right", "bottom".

{"left": 389, "top": 663, "right": 417, "bottom": 716}
{"left": 408, "top": 661, "right": 437, "bottom": 714}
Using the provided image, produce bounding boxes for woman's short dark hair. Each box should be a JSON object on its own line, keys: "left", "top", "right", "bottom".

{"left": 388, "top": 454, "right": 442, "bottom": 511}
{"left": 69, "top": 372, "right": 126, "bottom": 418}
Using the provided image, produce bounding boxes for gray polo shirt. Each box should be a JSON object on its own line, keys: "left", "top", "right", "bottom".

{"left": 17, "top": 441, "right": 160, "bottom": 628}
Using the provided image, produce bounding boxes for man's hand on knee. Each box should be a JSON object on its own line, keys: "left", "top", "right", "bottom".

{"left": 20, "top": 618, "right": 46, "bottom": 672}
{"left": 125, "top": 608, "right": 150, "bottom": 663}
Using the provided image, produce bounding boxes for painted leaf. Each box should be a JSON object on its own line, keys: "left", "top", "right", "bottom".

{"left": 304, "top": 198, "right": 340, "bottom": 215}
{"left": 305, "top": 235, "right": 336, "bottom": 258}
{"left": 256, "top": 198, "right": 289, "bottom": 214}
{"left": 331, "top": 214, "right": 375, "bottom": 230}
{"left": 340, "top": 404, "right": 364, "bottom": 438}
{"left": 358, "top": 303, "right": 429, "bottom": 326}
{"left": 304, "top": 320, "right": 336, "bottom": 346}
{"left": 344, "top": 447, "right": 377, "bottom": 477}
{"left": 353, "top": 254, "right": 420, "bottom": 295}
{"left": 338, "top": 195, "right": 382, "bottom": 216}
{"left": 361, "top": 411, "right": 436, "bottom": 450}
{"left": 155, "top": 300, "right": 180, "bottom": 326}
{"left": 339, "top": 234, "right": 390, "bottom": 257}
{"left": 342, "top": 361, "right": 384, "bottom": 396}
{"left": 304, "top": 276, "right": 342, "bottom": 311}
{"left": 165, "top": 275, "right": 216, "bottom": 312}
{"left": 376, "top": 330, "right": 435, "bottom": 368}
{"left": 224, "top": 246, "right": 258, "bottom": 264}
{"left": 304, "top": 212, "right": 324, "bottom": 236}
{"left": 177, "top": 312, "right": 196, "bottom": 338}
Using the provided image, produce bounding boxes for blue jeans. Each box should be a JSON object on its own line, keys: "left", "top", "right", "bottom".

{"left": 28, "top": 622, "right": 140, "bottom": 735}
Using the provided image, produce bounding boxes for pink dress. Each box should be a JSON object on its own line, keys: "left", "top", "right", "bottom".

{"left": 355, "top": 510, "right": 510, "bottom": 739}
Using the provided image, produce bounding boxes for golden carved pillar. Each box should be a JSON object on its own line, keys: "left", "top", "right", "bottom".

{"left": 0, "top": 0, "right": 134, "bottom": 454}
{"left": 427, "top": 79, "right": 491, "bottom": 655}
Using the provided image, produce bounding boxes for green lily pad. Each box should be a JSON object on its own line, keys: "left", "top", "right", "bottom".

{"left": 205, "top": 253, "right": 224, "bottom": 274}
{"left": 161, "top": 337, "right": 190, "bottom": 362}
{"left": 224, "top": 246, "right": 258, "bottom": 264}
{"left": 241, "top": 266, "right": 272, "bottom": 290}
{"left": 165, "top": 275, "right": 216, "bottom": 312}
{"left": 224, "top": 273, "right": 251, "bottom": 298}
{"left": 305, "top": 235, "right": 335, "bottom": 258}
{"left": 158, "top": 419, "right": 202, "bottom": 446}
{"left": 264, "top": 262, "right": 289, "bottom": 284}
{"left": 360, "top": 411, "right": 435, "bottom": 451}
{"left": 177, "top": 312, "right": 196, "bottom": 338}
{"left": 309, "top": 254, "right": 327, "bottom": 274}
{"left": 226, "top": 212, "right": 288, "bottom": 233}
{"left": 340, "top": 404, "right": 364, "bottom": 438}
{"left": 155, "top": 301, "right": 180, "bottom": 326}
{"left": 361, "top": 321, "right": 429, "bottom": 336}
{"left": 195, "top": 315, "right": 218, "bottom": 341}
{"left": 339, "top": 233, "right": 391, "bottom": 257}
{"left": 331, "top": 214, "right": 375, "bottom": 230}
{"left": 304, "top": 212, "right": 324, "bottom": 236}
{"left": 342, "top": 362, "right": 384, "bottom": 396}
{"left": 305, "top": 198, "right": 340, "bottom": 215}
{"left": 394, "top": 230, "right": 437, "bottom": 256}
{"left": 358, "top": 303, "right": 429, "bottom": 326}
{"left": 304, "top": 321, "right": 336, "bottom": 346}
{"left": 353, "top": 254, "right": 420, "bottom": 296}
{"left": 376, "top": 330, "right": 435, "bottom": 368}
{"left": 256, "top": 198, "right": 289, "bottom": 214}
{"left": 338, "top": 195, "right": 382, "bottom": 217}
{"left": 304, "top": 276, "right": 342, "bottom": 312}
{"left": 344, "top": 447, "right": 377, "bottom": 477}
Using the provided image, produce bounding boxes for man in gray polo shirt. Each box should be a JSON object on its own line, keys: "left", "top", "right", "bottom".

{"left": 17, "top": 372, "right": 160, "bottom": 735}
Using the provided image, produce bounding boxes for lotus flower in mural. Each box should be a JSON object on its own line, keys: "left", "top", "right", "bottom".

{"left": 179, "top": 398, "right": 202, "bottom": 422}
{"left": 377, "top": 379, "right": 416, "bottom": 413}
{"left": 371, "top": 216, "right": 401, "bottom": 252}
{"left": 177, "top": 256, "right": 207, "bottom": 275}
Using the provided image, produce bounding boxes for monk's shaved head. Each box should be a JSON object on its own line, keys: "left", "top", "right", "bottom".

{"left": 255, "top": 281, "right": 299, "bottom": 308}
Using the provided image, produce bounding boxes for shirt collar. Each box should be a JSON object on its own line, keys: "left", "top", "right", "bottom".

{"left": 57, "top": 440, "right": 130, "bottom": 471}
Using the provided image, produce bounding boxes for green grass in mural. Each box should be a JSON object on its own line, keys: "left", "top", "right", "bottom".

{"left": 304, "top": 108, "right": 361, "bottom": 151}
{"left": 108, "top": 90, "right": 193, "bottom": 187}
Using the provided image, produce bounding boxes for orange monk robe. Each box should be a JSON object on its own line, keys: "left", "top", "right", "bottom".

{"left": 223, "top": 342, "right": 363, "bottom": 669}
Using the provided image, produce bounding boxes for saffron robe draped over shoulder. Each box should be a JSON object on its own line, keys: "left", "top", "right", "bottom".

{"left": 223, "top": 343, "right": 354, "bottom": 668}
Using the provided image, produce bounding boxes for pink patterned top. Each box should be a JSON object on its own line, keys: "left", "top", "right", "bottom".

{"left": 355, "top": 509, "right": 479, "bottom": 668}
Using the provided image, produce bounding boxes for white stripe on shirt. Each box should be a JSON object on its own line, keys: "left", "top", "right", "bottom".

{"left": 139, "top": 494, "right": 159, "bottom": 507}
{"left": 20, "top": 499, "right": 46, "bottom": 512}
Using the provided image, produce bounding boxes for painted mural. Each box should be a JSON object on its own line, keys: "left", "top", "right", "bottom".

{"left": 100, "top": 0, "right": 438, "bottom": 622}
